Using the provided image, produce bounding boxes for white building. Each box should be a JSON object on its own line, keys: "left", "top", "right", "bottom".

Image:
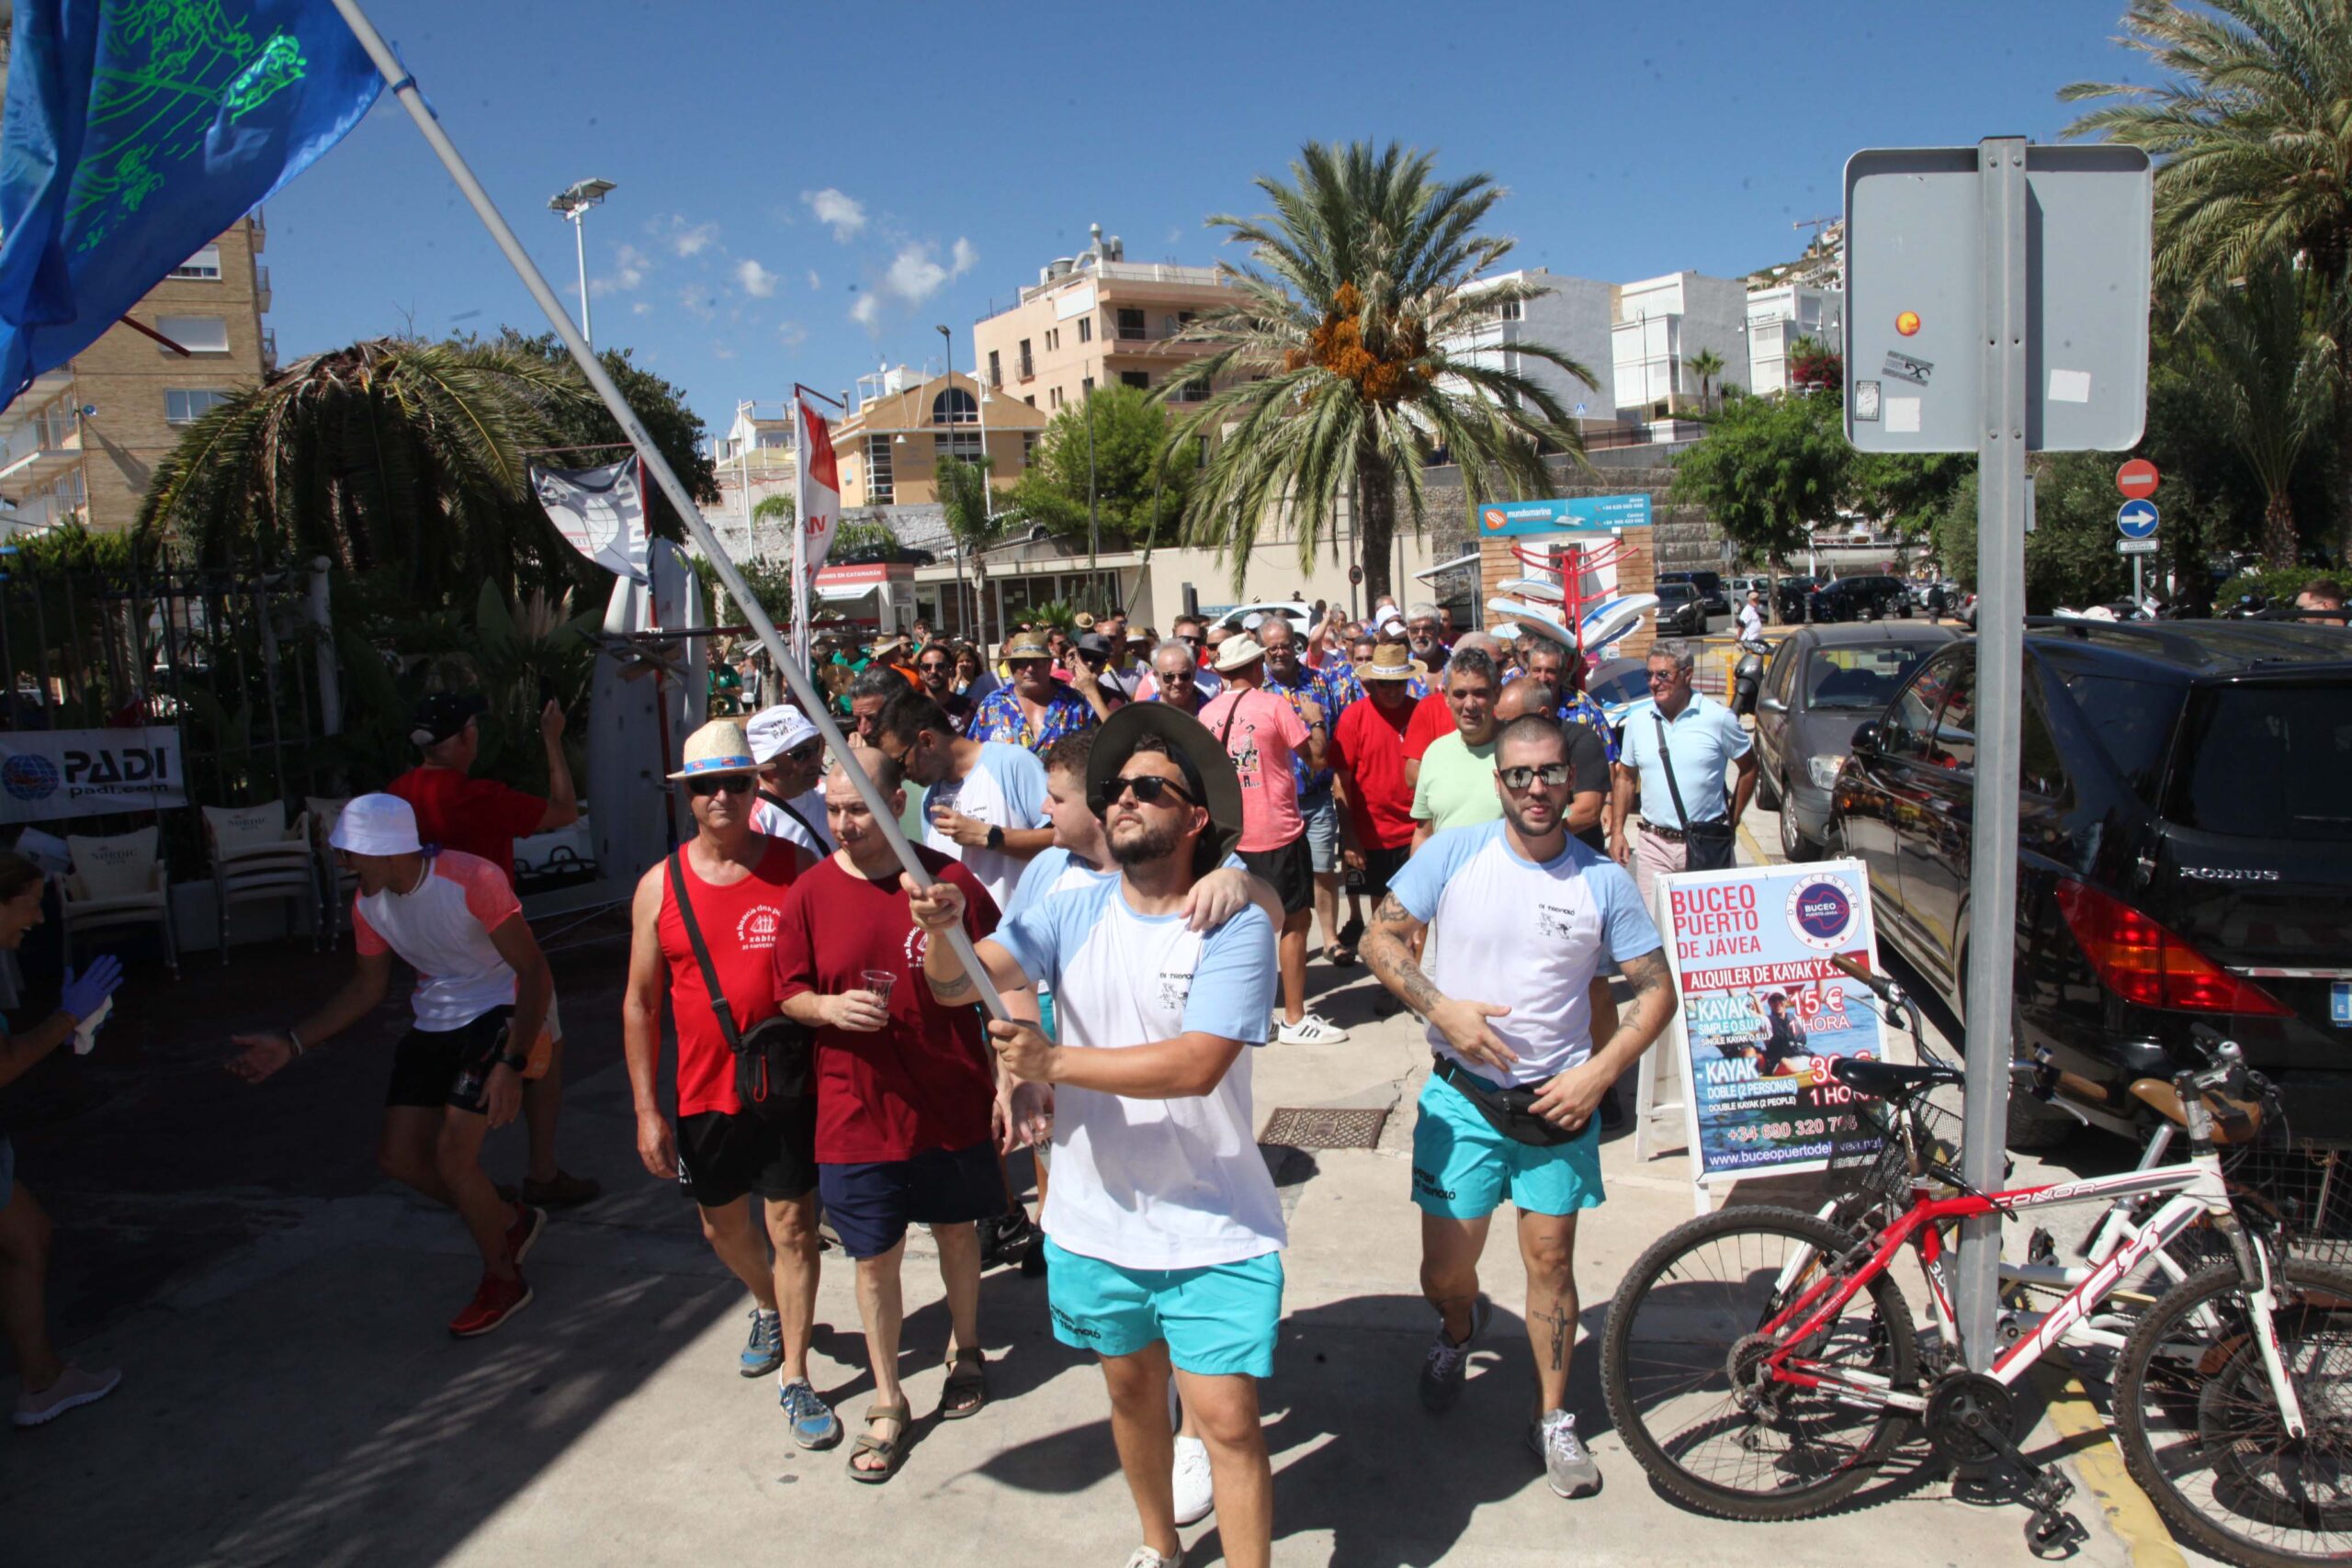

{"left": 1446, "top": 268, "right": 1616, "bottom": 424}
{"left": 1745, "top": 283, "right": 1844, "bottom": 397}
{"left": 1611, "top": 271, "right": 1752, "bottom": 419}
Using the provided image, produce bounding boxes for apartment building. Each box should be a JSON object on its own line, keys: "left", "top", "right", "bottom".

{"left": 1611, "top": 271, "right": 1752, "bottom": 419}
{"left": 0, "top": 216, "right": 276, "bottom": 537}
{"left": 830, "top": 365, "right": 1049, "bottom": 511}
{"left": 1745, "top": 283, "right": 1845, "bottom": 397}
{"left": 1446, "top": 268, "right": 1616, "bottom": 423}
{"left": 970, "top": 225, "right": 1237, "bottom": 418}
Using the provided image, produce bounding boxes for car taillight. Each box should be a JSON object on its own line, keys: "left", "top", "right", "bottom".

{"left": 2052, "top": 879, "right": 2291, "bottom": 1016}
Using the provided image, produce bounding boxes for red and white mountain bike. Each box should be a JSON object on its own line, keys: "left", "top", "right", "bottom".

{"left": 1601, "top": 1012, "right": 2351, "bottom": 1565}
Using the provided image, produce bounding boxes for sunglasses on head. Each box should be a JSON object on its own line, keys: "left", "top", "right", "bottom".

{"left": 686, "top": 774, "right": 755, "bottom": 797}
{"left": 1108, "top": 773, "right": 1196, "bottom": 808}
{"left": 1498, "top": 762, "right": 1571, "bottom": 792}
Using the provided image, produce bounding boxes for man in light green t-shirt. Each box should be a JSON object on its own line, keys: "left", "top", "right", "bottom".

{"left": 1410, "top": 648, "right": 1504, "bottom": 849}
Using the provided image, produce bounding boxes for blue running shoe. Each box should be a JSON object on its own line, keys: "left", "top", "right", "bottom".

{"left": 779, "top": 1377, "right": 842, "bottom": 1450}
{"left": 739, "top": 1307, "right": 784, "bottom": 1378}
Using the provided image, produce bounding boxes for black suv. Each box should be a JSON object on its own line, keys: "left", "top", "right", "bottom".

{"left": 1830, "top": 621, "right": 2352, "bottom": 1147}
{"left": 1652, "top": 581, "right": 1708, "bottom": 636}
{"left": 1657, "top": 570, "right": 1730, "bottom": 617}
{"left": 1781, "top": 574, "right": 1912, "bottom": 624}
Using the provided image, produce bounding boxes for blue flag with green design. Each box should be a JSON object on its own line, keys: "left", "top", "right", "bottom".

{"left": 0, "top": 0, "right": 380, "bottom": 409}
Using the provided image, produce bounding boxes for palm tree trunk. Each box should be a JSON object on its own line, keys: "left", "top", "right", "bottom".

{"left": 2262, "top": 488, "right": 2299, "bottom": 571}
{"left": 1357, "top": 446, "right": 1397, "bottom": 604}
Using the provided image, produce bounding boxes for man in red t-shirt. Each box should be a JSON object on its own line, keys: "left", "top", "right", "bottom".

{"left": 774, "top": 743, "right": 1002, "bottom": 1482}
{"left": 621, "top": 719, "right": 841, "bottom": 1452}
{"left": 390, "top": 690, "right": 596, "bottom": 1210}
{"left": 1329, "top": 642, "right": 1422, "bottom": 909}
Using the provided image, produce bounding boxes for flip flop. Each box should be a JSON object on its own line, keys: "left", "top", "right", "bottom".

{"left": 848, "top": 1396, "right": 911, "bottom": 1483}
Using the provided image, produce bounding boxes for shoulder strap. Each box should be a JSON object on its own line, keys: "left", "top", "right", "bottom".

{"left": 757, "top": 789, "right": 820, "bottom": 843}
{"left": 665, "top": 850, "right": 743, "bottom": 1053}
{"left": 1218, "top": 688, "right": 1254, "bottom": 750}
{"left": 1650, "top": 712, "right": 1694, "bottom": 830}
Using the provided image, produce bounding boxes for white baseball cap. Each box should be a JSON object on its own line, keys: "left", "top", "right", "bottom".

{"left": 746, "top": 704, "right": 820, "bottom": 764}
{"left": 330, "top": 795, "right": 423, "bottom": 857}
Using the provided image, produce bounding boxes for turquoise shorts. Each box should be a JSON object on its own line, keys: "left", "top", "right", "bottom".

{"left": 1043, "top": 1237, "right": 1283, "bottom": 1377}
{"left": 1411, "top": 1069, "right": 1605, "bottom": 1220}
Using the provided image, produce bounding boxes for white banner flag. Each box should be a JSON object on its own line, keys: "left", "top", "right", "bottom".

{"left": 794, "top": 400, "right": 842, "bottom": 574}
{"left": 532, "top": 459, "right": 650, "bottom": 583}
{"left": 0, "top": 727, "right": 186, "bottom": 823}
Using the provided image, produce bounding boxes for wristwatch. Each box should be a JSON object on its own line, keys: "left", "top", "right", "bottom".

{"left": 498, "top": 1051, "right": 529, "bottom": 1073}
{"left": 986, "top": 824, "right": 1005, "bottom": 851}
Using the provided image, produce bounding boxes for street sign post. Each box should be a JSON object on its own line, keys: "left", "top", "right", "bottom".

{"left": 2118, "top": 537, "right": 2158, "bottom": 555}
{"left": 2117, "top": 457, "right": 2160, "bottom": 499}
{"left": 2118, "top": 500, "right": 2159, "bottom": 599}
{"left": 1844, "top": 139, "right": 2153, "bottom": 1373}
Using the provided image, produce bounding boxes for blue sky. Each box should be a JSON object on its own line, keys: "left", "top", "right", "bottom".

{"left": 265, "top": 0, "right": 2146, "bottom": 442}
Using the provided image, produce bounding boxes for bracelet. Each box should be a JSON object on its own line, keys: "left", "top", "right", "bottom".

{"left": 286, "top": 1028, "right": 305, "bottom": 1058}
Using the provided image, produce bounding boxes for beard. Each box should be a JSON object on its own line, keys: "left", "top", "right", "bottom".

{"left": 1107, "top": 814, "right": 1186, "bottom": 867}
{"left": 1500, "top": 790, "right": 1559, "bottom": 840}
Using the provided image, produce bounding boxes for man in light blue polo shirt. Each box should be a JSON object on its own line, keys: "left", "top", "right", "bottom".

{"left": 1611, "top": 639, "right": 1758, "bottom": 912}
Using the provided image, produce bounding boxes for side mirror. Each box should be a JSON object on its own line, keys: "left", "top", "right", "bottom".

{"left": 1849, "top": 721, "right": 1881, "bottom": 755}
{"left": 1758, "top": 694, "right": 1788, "bottom": 714}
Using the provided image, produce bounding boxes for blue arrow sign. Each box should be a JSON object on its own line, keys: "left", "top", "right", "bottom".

{"left": 2117, "top": 499, "right": 2159, "bottom": 539}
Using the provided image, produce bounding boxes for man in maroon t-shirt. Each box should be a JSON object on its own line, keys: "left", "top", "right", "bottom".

{"left": 390, "top": 690, "right": 595, "bottom": 1209}
{"left": 775, "top": 744, "right": 1002, "bottom": 1482}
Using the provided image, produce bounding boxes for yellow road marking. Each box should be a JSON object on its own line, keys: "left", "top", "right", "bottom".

{"left": 2041, "top": 1371, "right": 2186, "bottom": 1568}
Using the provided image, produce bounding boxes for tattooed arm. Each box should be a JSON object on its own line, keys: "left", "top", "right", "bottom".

{"left": 1360, "top": 891, "right": 1519, "bottom": 1076}
{"left": 1528, "top": 947, "right": 1680, "bottom": 1130}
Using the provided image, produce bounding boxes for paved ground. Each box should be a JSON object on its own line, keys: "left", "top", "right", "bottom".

{"left": 2, "top": 829, "right": 2194, "bottom": 1567}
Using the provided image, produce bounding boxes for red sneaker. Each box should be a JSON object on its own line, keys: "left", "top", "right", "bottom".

{"left": 505, "top": 1202, "right": 547, "bottom": 1268}
{"left": 448, "top": 1271, "right": 533, "bottom": 1338}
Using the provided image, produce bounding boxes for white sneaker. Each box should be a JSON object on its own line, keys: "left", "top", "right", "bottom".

{"left": 1276, "top": 1012, "right": 1350, "bottom": 1045}
{"left": 1531, "top": 1408, "right": 1602, "bottom": 1498}
{"left": 1121, "top": 1551, "right": 1174, "bottom": 1568}
{"left": 1171, "top": 1433, "right": 1215, "bottom": 1525}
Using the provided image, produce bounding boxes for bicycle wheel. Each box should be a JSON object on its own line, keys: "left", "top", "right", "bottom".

{"left": 2114, "top": 1257, "right": 2352, "bottom": 1568}
{"left": 1601, "top": 1203, "right": 1918, "bottom": 1519}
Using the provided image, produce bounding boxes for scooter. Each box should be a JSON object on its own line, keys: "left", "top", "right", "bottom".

{"left": 1730, "top": 636, "right": 1771, "bottom": 716}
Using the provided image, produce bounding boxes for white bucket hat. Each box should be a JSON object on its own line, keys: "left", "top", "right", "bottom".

{"left": 330, "top": 795, "right": 423, "bottom": 857}
{"left": 746, "top": 704, "right": 820, "bottom": 764}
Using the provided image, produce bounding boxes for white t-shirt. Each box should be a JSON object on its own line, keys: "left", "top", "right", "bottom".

{"left": 994, "top": 878, "right": 1283, "bottom": 1269}
{"left": 1738, "top": 602, "right": 1764, "bottom": 638}
{"left": 1388, "top": 820, "right": 1660, "bottom": 1085}
{"left": 353, "top": 850, "right": 555, "bottom": 1034}
{"left": 752, "top": 787, "right": 832, "bottom": 856}
{"left": 922, "top": 741, "right": 1047, "bottom": 913}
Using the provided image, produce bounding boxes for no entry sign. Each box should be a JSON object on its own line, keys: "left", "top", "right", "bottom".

{"left": 2116, "top": 458, "right": 2159, "bottom": 499}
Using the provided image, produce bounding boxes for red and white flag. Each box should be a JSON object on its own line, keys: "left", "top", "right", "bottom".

{"left": 795, "top": 398, "right": 842, "bottom": 573}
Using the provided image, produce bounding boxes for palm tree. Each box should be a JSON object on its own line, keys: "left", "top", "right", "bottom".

{"left": 2190, "top": 263, "right": 2341, "bottom": 566}
{"left": 137, "top": 338, "right": 584, "bottom": 602}
{"left": 936, "top": 455, "right": 1002, "bottom": 645}
{"left": 1685, "top": 347, "right": 1726, "bottom": 412}
{"left": 2060, "top": 0, "right": 2352, "bottom": 558}
{"left": 1166, "top": 141, "right": 1595, "bottom": 600}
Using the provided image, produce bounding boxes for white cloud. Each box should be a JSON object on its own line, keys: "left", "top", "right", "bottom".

{"left": 801, "top": 187, "right": 867, "bottom": 243}
{"left": 712, "top": 343, "right": 739, "bottom": 361}
{"left": 883, "top": 243, "right": 950, "bottom": 303}
{"left": 807, "top": 269, "right": 822, "bottom": 291}
{"left": 669, "top": 220, "right": 718, "bottom": 258}
{"left": 591, "top": 243, "right": 651, "bottom": 297}
{"left": 951, "top": 237, "right": 978, "bottom": 277}
{"left": 735, "top": 259, "right": 779, "bottom": 298}
{"left": 849, "top": 294, "right": 881, "bottom": 328}
{"left": 777, "top": 320, "right": 808, "bottom": 349}
{"left": 679, "top": 286, "right": 716, "bottom": 321}
{"left": 631, "top": 301, "right": 652, "bottom": 316}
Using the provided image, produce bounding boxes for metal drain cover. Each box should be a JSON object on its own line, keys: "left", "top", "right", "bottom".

{"left": 1261, "top": 1106, "right": 1388, "bottom": 1149}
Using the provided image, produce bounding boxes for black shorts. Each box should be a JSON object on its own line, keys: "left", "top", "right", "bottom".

{"left": 1351, "top": 841, "right": 1411, "bottom": 899}
{"left": 385, "top": 1008, "right": 514, "bottom": 1114}
{"left": 1240, "top": 834, "right": 1314, "bottom": 917}
{"left": 817, "top": 1141, "right": 1007, "bottom": 1260}
{"left": 677, "top": 1107, "right": 818, "bottom": 1209}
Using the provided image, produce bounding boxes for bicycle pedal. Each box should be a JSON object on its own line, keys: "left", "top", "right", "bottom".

{"left": 2025, "top": 1507, "right": 2087, "bottom": 1559}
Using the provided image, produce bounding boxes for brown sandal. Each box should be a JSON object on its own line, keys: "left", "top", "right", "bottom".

{"left": 847, "top": 1396, "right": 910, "bottom": 1483}
{"left": 940, "top": 1348, "right": 988, "bottom": 1420}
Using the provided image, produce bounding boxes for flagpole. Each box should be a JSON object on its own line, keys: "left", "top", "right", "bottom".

{"left": 327, "top": 0, "right": 1008, "bottom": 1021}
{"left": 790, "top": 395, "right": 810, "bottom": 666}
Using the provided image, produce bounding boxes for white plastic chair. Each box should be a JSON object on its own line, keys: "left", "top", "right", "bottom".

{"left": 204, "top": 801, "right": 319, "bottom": 963}
{"left": 61, "top": 825, "right": 178, "bottom": 977}
{"left": 305, "top": 795, "right": 355, "bottom": 950}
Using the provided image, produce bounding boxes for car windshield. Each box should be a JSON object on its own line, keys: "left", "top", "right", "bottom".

{"left": 1657, "top": 584, "right": 1696, "bottom": 603}
{"left": 1804, "top": 644, "right": 1931, "bottom": 709}
{"left": 2165, "top": 681, "right": 2352, "bottom": 842}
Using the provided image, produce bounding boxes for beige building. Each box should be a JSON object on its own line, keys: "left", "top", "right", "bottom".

{"left": 831, "top": 365, "right": 1049, "bottom": 511}
{"left": 0, "top": 216, "right": 275, "bottom": 537}
{"left": 970, "top": 224, "right": 1237, "bottom": 419}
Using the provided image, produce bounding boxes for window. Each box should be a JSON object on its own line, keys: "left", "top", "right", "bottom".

{"left": 934, "top": 429, "right": 983, "bottom": 462}
{"left": 1022, "top": 431, "right": 1039, "bottom": 464}
{"left": 987, "top": 350, "right": 1001, "bottom": 389}
{"left": 154, "top": 315, "right": 230, "bottom": 353}
{"left": 1023, "top": 395, "right": 1035, "bottom": 408}
{"left": 1077, "top": 317, "right": 1092, "bottom": 344}
{"left": 1498, "top": 299, "right": 1522, "bottom": 321}
{"left": 2167, "top": 682, "right": 2352, "bottom": 841}
{"left": 1081, "top": 376, "right": 1094, "bottom": 396}
{"left": 1048, "top": 387, "right": 1062, "bottom": 410}
{"left": 931, "top": 387, "right": 978, "bottom": 424}
{"left": 1120, "top": 371, "right": 1149, "bottom": 390}
{"left": 2052, "top": 667, "right": 2185, "bottom": 806}
{"left": 1882, "top": 651, "right": 1962, "bottom": 762}
{"left": 1117, "top": 307, "right": 1147, "bottom": 340}
{"left": 172, "top": 246, "right": 221, "bottom": 281}
{"left": 1018, "top": 338, "right": 1034, "bottom": 378}
{"left": 1171, "top": 376, "right": 1209, "bottom": 402}
{"left": 1045, "top": 328, "right": 1059, "bottom": 353}
{"left": 165, "top": 389, "right": 232, "bottom": 425}
{"left": 1804, "top": 645, "right": 1933, "bottom": 711}
{"left": 865, "top": 434, "right": 894, "bottom": 502}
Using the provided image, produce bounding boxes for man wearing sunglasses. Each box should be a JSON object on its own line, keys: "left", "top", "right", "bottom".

{"left": 912, "top": 642, "right": 975, "bottom": 734}
{"left": 747, "top": 705, "right": 835, "bottom": 857}
{"left": 1363, "top": 713, "right": 1676, "bottom": 1505}
{"left": 1141, "top": 638, "right": 1208, "bottom": 716}
{"left": 876, "top": 692, "right": 1053, "bottom": 916}
{"left": 909, "top": 705, "right": 1283, "bottom": 1568}
{"left": 1611, "top": 642, "right": 1757, "bottom": 908}
{"left": 1135, "top": 619, "right": 1223, "bottom": 704}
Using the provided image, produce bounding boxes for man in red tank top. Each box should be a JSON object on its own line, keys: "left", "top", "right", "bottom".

{"left": 622, "top": 720, "right": 840, "bottom": 1451}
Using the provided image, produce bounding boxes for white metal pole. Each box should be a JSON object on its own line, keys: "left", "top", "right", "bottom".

{"left": 329, "top": 0, "right": 1006, "bottom": 1020}
{"left": 571, "top": 209, "right": 593, "bottom": 349}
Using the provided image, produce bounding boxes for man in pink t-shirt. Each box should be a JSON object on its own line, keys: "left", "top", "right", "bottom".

{"left": 1196, "top": 636, "right": 1345, "bottom": 1046}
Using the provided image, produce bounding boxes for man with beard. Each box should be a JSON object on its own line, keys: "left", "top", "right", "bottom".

{"left": 971, "top": 631, "right": 1106, "bottom": 751}
{"left": 914, "top": 642, "right": 976, "bottom": 732}
{"left": 910, "top": 705, "right": 1283, "bottom": 1568}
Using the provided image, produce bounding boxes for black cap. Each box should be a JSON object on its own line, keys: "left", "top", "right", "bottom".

{"left": 410, "top": 692, "right": 487, "bottom": 747}
{"left": 1085, "top": 703, "right": 1243, "bottom": 875}
{"left": 1074, "top": 631, "right": 1115, "bottom": 660}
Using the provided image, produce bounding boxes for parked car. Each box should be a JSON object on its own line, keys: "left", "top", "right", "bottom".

{"left": 1781, "top": 574, "right": 1913, "bottom": 624}
{"left": 1657, "top": 570, "right": 1730, "bottom": 618}
{"left": 1752, "top": 622, "right": 1955, "bottom": 861}
{"left": 1828, "top": 619, "right": 2352, "bottom": 1148}
{"left": 1211, "top": 601, "right": 1313, "bottom": 636}
{"left": 1769, "top": 576, "right": 1819, "bottom": 621}
{"left": 1652, "top": 581, "right": 1708, "bottom": 637}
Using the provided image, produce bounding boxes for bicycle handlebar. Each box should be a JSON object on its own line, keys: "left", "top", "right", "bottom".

{"left": 1828, "top": 953, "right": 1891, "bottom": 998}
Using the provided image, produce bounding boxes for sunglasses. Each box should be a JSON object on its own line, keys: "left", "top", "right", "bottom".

{"left": 1498, "top": 762, "right": 1572, "bottom": 792}
{"left": 686, "top": 774, "right": 755, "bottom": 797}
{"left": 1108, "top": 773, "right": 1196, "bottom": 808}
{"left": 1645, "top": 670, "right": 1683, "bottom": 685}
{"left": 918, "top": 660, "right": 950, "bottom": 672}
{"left": 784, "top": 739, "right": 825, "bottom": 764}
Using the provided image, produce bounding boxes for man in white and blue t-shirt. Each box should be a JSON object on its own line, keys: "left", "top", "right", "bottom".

{"left": 876, "top": 691, "right": 1053, "bottom": 915}
{"left": 910, "top": 704, "right": 1282, "bottom": 1568}
{"left": 1364, "top": 711, "right": 1679, "bottom": 1504}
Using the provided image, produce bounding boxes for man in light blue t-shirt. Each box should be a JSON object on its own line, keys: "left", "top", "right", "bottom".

{"left": 1611, "top": 640, "right": 1758, "bottom": 912}
{"left": 876, "top": 692, "right": 1054, "bottom": 917}
{"left": 1364, "top": 711, "right": 1679, "bottom": 1505}
{"left": 910, "top": 705, "right": 1282, "bottom": 1568}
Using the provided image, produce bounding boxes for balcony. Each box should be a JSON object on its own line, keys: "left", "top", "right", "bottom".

{"left": 261, "top": 327, "right": 277, "bottom": 375}
{"left": 248, "top": 206, "right": 266, "bottom": 253}
{"left": 1017, "top": 355, "right": 1035, "bottom": 381}
{"left": 254, "top": 265, "right": 271, "bottom": 313}
{"left": 0, "top": 417, "right": 82, "bottom": 484}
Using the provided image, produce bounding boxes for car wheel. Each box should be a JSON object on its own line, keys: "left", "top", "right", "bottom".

{"left": 1755, "top": 765, "right": 1782, "bottom": 813}
{"left": 1779, "top": 793, "right": 1818, "bottom": 862}
{"left": 1897, "top": 601, "right": 1912, "bottom": 620}
{"left": 2007, "top": 1097, "right": 2074, "bottom": 1152}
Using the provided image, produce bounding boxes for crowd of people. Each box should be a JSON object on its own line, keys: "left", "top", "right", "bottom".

{"left": 1, "top": 590, "right": 1778, "bottom": 1568}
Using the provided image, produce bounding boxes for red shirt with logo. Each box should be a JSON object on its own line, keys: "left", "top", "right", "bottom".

{"left": 657, "top": 837, "right": 806, "bottom": 1119}
{"left": 773, "top": 845, "right": 1000, "bottom": 1163}
{"left": 1331, "top": 697, "right": 1419, "bottom": 850}
{"left": 389, "top": 765, "right": 548, "bottom": 887}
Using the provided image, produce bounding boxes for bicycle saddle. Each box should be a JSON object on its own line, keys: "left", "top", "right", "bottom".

{"left": 2126, "top": 1077, "right": 2263, "bottom": 1145}
{"left": 1831, "top": 1058, "right": 1963, "bottom": 1097}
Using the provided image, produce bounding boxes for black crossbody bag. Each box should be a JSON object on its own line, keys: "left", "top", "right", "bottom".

{"left": 1431, "top": 1056, "right": 1583, "bottom": 1146}
{"left": 666, "top": 851, "right": 810, "bottom": 1118}
{"left": 1651, "top": 713, "right": 1738, "bottom": 871}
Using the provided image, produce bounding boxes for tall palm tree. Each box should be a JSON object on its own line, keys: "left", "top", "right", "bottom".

{"left": 1685, "top": 347, "right": 1726, "bottom": 412}
{"left": 137, "top": 337, "right": 585, "bottom": 602}
{"left": 936, "top": 455, "right": 1001, "bottom": 644}
{"left": 2061, "top": 0, "right": 2352, "bottom": 558}
{"left": 2191, "top": 263, "right": 2341, "bottom": 566}
{"left": 1166, "top": 141, "right": 1595, "bottom": 600}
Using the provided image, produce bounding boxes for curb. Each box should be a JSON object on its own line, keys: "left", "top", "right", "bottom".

{"left": 2039, "top": 1371, "right": 2187, "bottom": 1568}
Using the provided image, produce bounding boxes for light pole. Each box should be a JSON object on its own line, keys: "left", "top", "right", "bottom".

{"left": 547, "top": 177, "right": 616, "bottom": 348}
{"left": 1085, "top": 385, "right": 1100, "bottom": 605}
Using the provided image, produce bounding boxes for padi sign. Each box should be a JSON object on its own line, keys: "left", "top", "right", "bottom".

{"left": 0, "top": 728, "right": 186, "bottom": 823}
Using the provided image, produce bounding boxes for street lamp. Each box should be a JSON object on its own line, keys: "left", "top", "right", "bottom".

{"left": 548, "top": 177, "right": 616, "bottom": 348}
